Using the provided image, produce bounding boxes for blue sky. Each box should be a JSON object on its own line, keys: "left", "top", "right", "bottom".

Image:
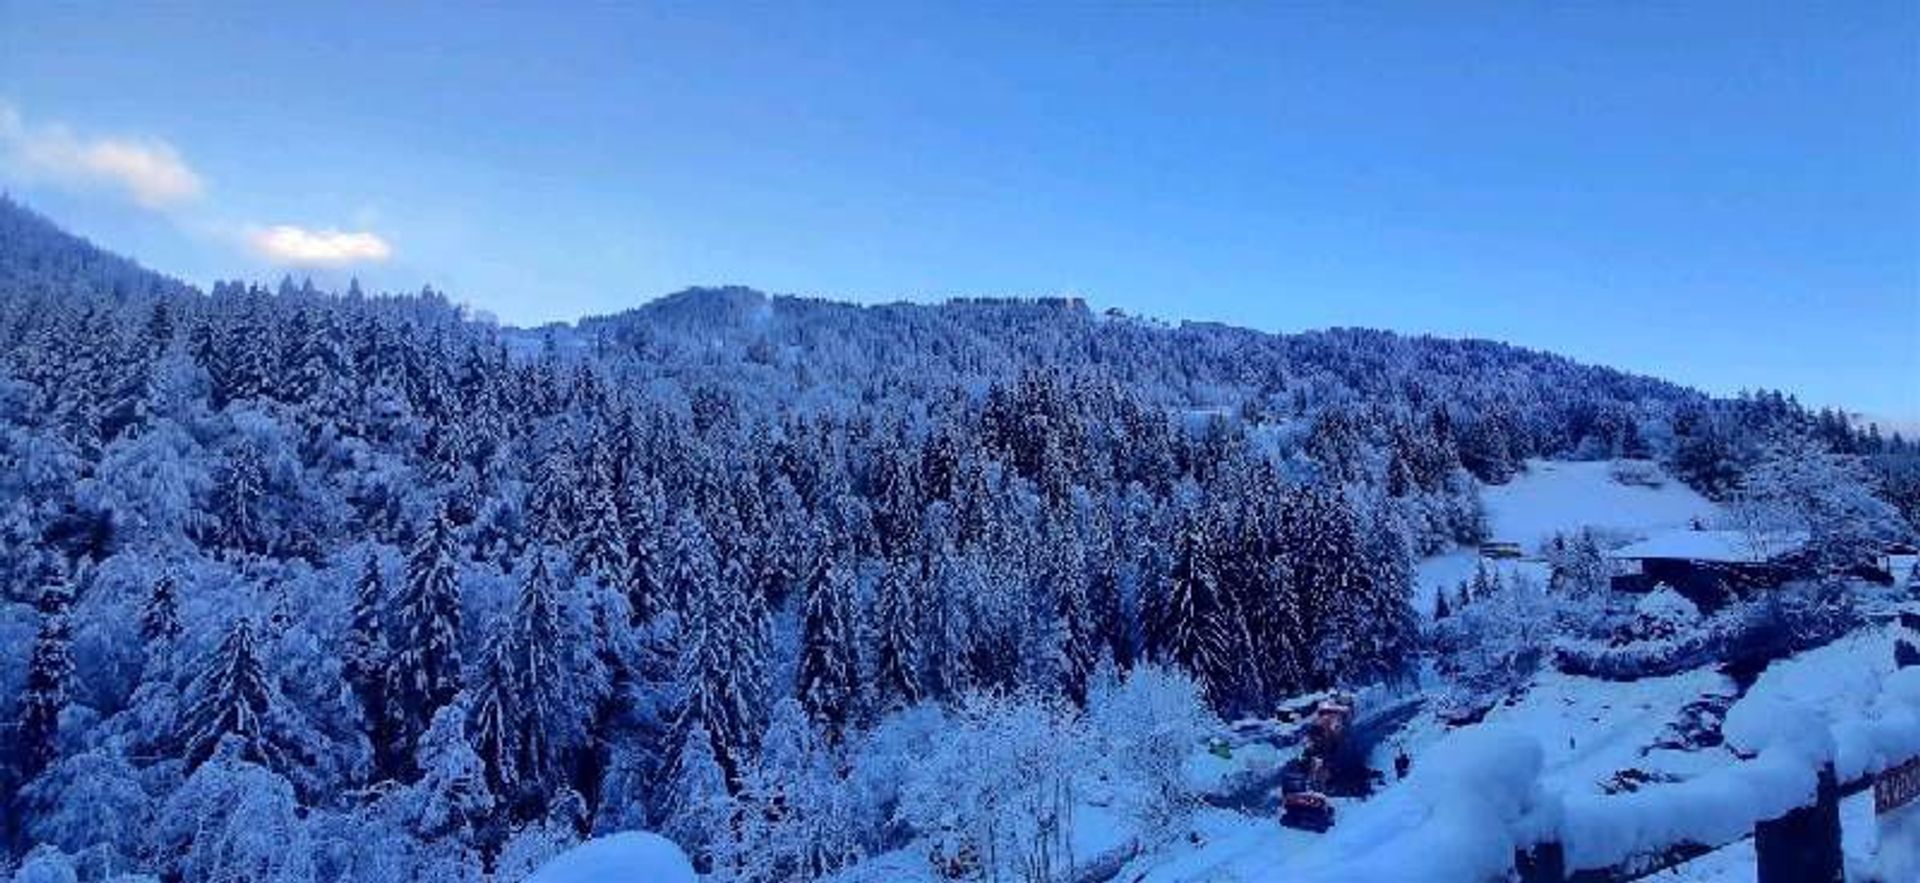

{"left": 2, "top": 2, "right": 1915, "bottom": 425}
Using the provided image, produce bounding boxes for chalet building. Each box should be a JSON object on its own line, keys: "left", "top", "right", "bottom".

{"left": 1608, "top": 529, "right": 1809, "bottom": 610}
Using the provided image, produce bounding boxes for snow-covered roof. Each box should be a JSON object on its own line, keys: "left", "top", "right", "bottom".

{"left": 1607, "top": 529, "right": 1806, "bottom": 564}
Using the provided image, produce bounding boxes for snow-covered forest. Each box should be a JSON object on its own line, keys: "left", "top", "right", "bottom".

{"left": 1, "top": 195, "right": 1916, "bottom": 882}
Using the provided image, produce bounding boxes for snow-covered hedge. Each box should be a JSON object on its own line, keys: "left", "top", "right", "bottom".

{"left": 1554, "top": 581, "right": 1859, "bottom": 681}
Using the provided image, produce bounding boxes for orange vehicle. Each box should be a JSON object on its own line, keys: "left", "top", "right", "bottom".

{"left": 1278, "top": 694, "right": 1355, "bottom": 832}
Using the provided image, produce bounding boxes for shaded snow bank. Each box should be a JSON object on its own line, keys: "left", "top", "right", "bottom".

{"left": 1290, "top": 727, "right": 1554, "bottom": 883}
{"left": 525, "top": 832, "right": 695, "bottom": 883}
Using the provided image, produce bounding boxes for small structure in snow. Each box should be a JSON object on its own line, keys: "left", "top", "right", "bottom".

{"left": 1607, "top": 529, "right": 1808, "bottom": 609}
{"left": 526, "top": 832, "right": 696, "bottom": 883}
{"left": 1479, "top": 541, "right": 1526, "bottom": 560}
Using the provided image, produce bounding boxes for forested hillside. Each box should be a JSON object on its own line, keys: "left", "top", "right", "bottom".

{"left": 0, "top": 196, "right": 1913, "bottom": 882}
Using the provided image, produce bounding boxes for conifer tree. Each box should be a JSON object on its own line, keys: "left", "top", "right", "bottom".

{"left": 796, "top": 549, "right": 859, "bottom": 743}
{"left": 662, "top": 721, "right": 738, "bottom": 876}
{"left": 574, "top": 479, "right": 628, "bottom": 590}
{"left": 619, "top": 476, "right": 667, "bottom": 623}
{"left": 213, "top": 441, "right": 268, "bottom": 556}
{"left": 872, "top": 561, "right": 922, "bottom": 711}
{"left": 526, "top": 447, "right": 581, "bottom": 549}
{"left": 176, "top": 617, "right": 293, "bottom": 772}
{"left": 1046, "top": 513, "right": 1100, "bottom": 704}
{"left": 672, "top": 539, "right": 757, "bottom": 786}
{"left": 343, "top": 551, "right": 393, "bottom": 775}
{"left": 388, "top": 508, "right": 465, "bottom": 768}
{"left": 14, "top": 577, "right": 75, "bottom": 783}
{"left": 1157, "top": 512, "right": 1231, "bottom": 705}
{"left": 508, "top": 551, "right": 572, "bottom": 807}
{"left": 468, "top": 634, "right": 519, "bottom": 805}
{"left": 141, "top": 572, "right": 182, "bottom": 644}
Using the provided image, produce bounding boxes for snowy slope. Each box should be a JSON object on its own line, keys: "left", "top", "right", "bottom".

{"left": 1481, "top": 459, "right": 1719, "bottom": 550}
{"left": 1415, "top": 459, "right": 1720, "bottom": 613}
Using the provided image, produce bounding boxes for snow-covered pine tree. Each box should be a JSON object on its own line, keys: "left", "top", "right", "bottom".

{"left": 1277, "top": 483, "right": 1353, "bottom": 688}
{"left": 1325, "top": 492, "right": 1417, "bottom": 685}
{"left": 923, "top": 549, "right": 979, "bottom": 703}
{"left": 739, "top": 698, "right": 844, "bottom": 883}
{"left": 343, "top": 552, "right": 391, "bottom": 769}
{"left": 1047, "top": 510, "right": 1099, "bottom": 705}
{"left": 140, "top": 572, "right": 182, "bottom": 644}
{"left": 872, "top": 560, "right": 923, "bottom": 711}
{"left": 662, "top": 720, "right": 740, "bottom": 876}
{"left": 176, "top": 617, "right": 295, "bottom": 773}
{"left": 526, "top": 445, "right": 581, "bottom": 550}
{"left": 663, "top": 511, "right": 719, "bottom": 616}
{"left": 468, "top": 634, "right": 519, "bottom": 807}
{"left": 671, "top": 535, "right": 760, "bottom": 788}
{"left": 410, "top": 699, "right": 497, "bottom": 849}
{"left": 507, "top": 550, "right": 573, "bottom": 811}
{"left": 574, "top": 475, "right": 628, "bottom": 591}
{"left": 1156, "top": 510, "right": 1231, "bottom": 706}
{"left": 796, "top": 546, "right": 859, "bottom": 743}
{"left": 619, "top": 475, "right": 668, "bottom": 623}
{"left": 212, "top": 440, "right": 269, "bottom": 556}
{"left": 13, "top": 575, "right": 75, "bottom": 784}
{"left": 387, "top": 507, "right": 465, "bottom": 770}
{"left": 720, "top": 552, "right": 771, "bottom": 750}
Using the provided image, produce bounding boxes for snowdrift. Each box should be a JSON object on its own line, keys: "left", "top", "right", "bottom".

{"left": 525, "top": 832, "right": 696, "bottom": 883}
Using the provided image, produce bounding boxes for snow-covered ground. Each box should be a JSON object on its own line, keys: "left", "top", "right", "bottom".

{"left": 1415, "top": 459, "right": 1719, "bottom": 614}
{"left": 527, "top": 832, "right": 696, "bottom": 883}
{"left": 1480, "top": 460, "right": 1720, "bottom": 551}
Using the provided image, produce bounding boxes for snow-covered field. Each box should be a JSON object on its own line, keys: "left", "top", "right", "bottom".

{"left": 1415, "top": 459, "right": 1719, "bottom": 614}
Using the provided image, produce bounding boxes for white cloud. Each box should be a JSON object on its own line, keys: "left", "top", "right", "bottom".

{"left": 248, "top": 224, "right": 393, "bottom": 267}
{"left": 0, "top": 103, "right": 204, "bottom": 209}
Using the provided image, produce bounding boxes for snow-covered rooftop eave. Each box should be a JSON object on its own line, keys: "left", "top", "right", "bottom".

{"left": 1605, "top": 530, "right": 1807, "bottom": 565}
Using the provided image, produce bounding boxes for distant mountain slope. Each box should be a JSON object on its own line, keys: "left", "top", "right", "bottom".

{"left": 0, "top": 195, "right": 195, "bottom": 303}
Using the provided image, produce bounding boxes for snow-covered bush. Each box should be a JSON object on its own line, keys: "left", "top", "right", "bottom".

{"left": 1540, "top": 527, "right": 1631, "bottom": 602}
{"left": 1608, "top": 458, "right": 1665, "bottom": 489}
{"left": 1083, "top": 664, "right": 1216, "bottom": 837}
{"left": 1721, "top": 580, "right": 1860, "bottom": 671}
{"left": 895, "top": 692, "right": 1083, "bottom": 883}
{"left": 1554, "top": 629, "right": 1719, "bottom": 682}
{"left": 1430, "top": 571, "right": 1554, "bottom": 721}
{"left": 1557, "top": 580, "right": 1858, "bottom": 681}
{"left": 1623, "top": 586, "right": 1698, "bottom": 642}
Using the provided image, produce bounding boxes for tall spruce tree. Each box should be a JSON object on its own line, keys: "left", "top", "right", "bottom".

{"left": 14, "top": 576, "right": 75, "bottom": 784}
{"left": 176, "top": 617, "right": 294, "bottom": 772}
{"left": 141, "top": 572, "right": 183, "bottom": 644}
{"left": 388, "top": 508, "right": 465, "bottom": 770}
{"left": 795, "top": 548, "right": 859, "bottom": 743}
{"left": 343, "top": 551, "right": 393, "bottom": 776}
{"left": 1157, "top": 511, "right": 1231, "bottom": 705}
{"left": 872, "top": 561, "right": 923, "bottom": 711}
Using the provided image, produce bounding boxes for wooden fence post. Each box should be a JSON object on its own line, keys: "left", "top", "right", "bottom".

{"left": 1753, "top": 762, "right": 1842, "bottom": 883}
{"left": 1514, "top": 840, "right": 1566, "bottom": 883}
